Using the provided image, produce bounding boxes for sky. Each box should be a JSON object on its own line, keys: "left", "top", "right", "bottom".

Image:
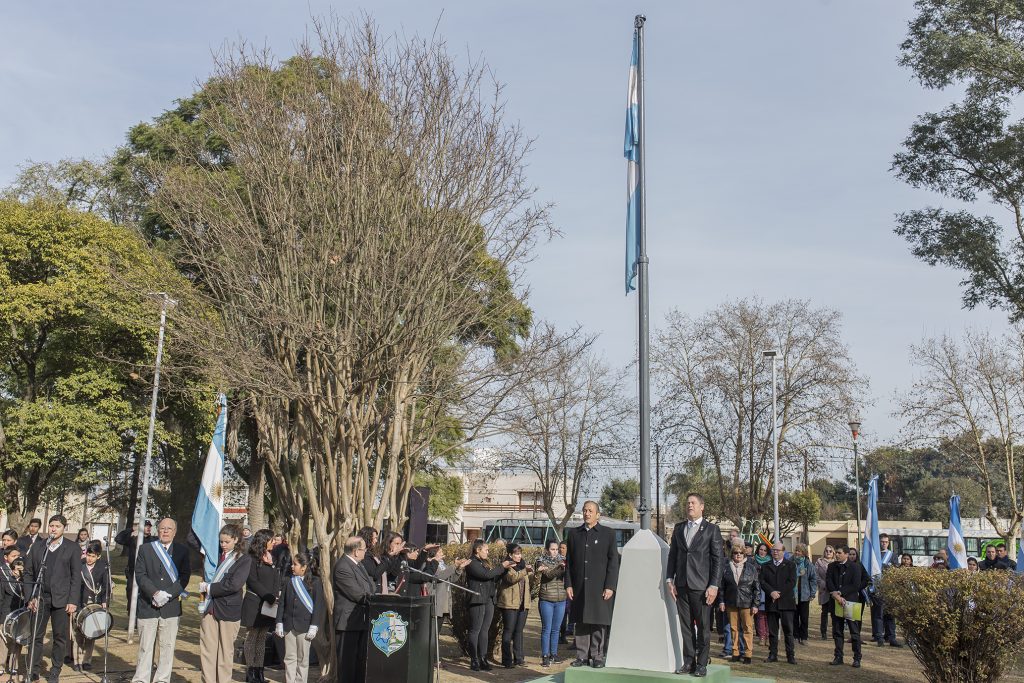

{"left": 0, "top": 1, "right": 1014, "bottom": 461}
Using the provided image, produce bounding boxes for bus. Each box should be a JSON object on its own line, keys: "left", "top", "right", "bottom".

{"left": 481, "top": 518, "right": 638, "bottom": 549}
{"left": 880, "top": 526, "right": 1015, "bottom": 566}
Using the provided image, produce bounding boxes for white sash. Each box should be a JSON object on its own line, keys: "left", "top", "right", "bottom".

{"left": 198, "top": 553, "right": 237, "bottom": 615}
{"left": 292, "top": 576, "right": 314, "bottom": 614}
{"left": 154, "top": 542, "right": 179, "bottom": 583}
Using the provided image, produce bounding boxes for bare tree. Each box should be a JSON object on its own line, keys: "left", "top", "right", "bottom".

{"left": 142, "top": 16, "right": 553, "bottom": 633}
{"left": 493, "top": 325, "right": 634, "bottom": 534}
{"left": 898, "top": 330, "right": 1024, "bottom": 544}
{"left": 653, "top": 298, "right": 864, "bottom": 531}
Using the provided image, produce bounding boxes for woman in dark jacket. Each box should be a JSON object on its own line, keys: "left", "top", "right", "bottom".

{"left": 241, "top": 529, "right": 283, "bottom": 683}
{"left": 465, "top": 540, "right": 512, "bottom": 671}
{"left": 359, "top": 527, "right": 386, "bottom": 593}
{"left": 719, "top": 545, "right": 760, "bottom": 664}
{"left": 199, "top": 524, "right": 252, "bottom": 683}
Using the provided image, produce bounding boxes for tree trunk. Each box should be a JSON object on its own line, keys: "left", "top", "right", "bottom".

{"left": 247, "top": 451, "right": 267, "bottom": 530}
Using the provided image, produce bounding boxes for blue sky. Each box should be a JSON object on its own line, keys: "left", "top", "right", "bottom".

{"left": 0, "top": 1, "right": 1012, "bottom": 455}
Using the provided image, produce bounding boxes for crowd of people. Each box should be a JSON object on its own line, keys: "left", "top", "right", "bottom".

{"left": 2, "top": 504, "right": 1020, "bottom": 682}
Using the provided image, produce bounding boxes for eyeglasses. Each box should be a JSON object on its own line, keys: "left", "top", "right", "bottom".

{"left": 732, "top": 552, "right": 744, "bottom": 557}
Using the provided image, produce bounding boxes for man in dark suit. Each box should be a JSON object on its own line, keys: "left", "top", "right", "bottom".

{"left": 869, "top": 533, "right": 901, "bottom": 648}
{"left": 132, "top": 518, "right": 191, "bottom": 683}
{"left": 826, "top": 545, "right": 869, "bottom": 668}
{"left": 115, "top": 520, "right": 155, "bottom": 606}
{"left": 24, "top": 514, "right": 82, "bottom": 682}
{"left": 759, "top": 542, "right": 797, "bottom": 664}
{"left": 666, "top": 492, "right": 723, "bottom": 678}
{"left": 16, "top": 518, "right": 43, "bottom": 557}
{"left": 564, "top": 500, "right": 619, "bottom": 669}
{"left": 333, "top": 536, "right": 375, "bottom": 683}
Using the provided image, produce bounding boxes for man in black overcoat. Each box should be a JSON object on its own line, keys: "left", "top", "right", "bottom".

{"left": 666, "top": 492, "right": 722, "bottom": 677}
{"left": 760, "top": 542, "right": 797, "bottom": 664}
{"left": 564, "top": 500, "right": 619, "bottom": 669}
{"left": 826, "top": 545, "right": 869, "bottom": 668}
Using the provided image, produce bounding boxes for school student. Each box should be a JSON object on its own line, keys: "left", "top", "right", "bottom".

{"left": 275, "top": 552, "right": 325, "bottom": 683}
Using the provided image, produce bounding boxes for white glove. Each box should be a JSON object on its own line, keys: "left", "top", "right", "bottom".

{"left": 199, "top": 581, "right": 209, "bottom": 593}
{"left": 152, "top": 591, "right": 171, "bottom": 607}
{"left": 305, "top": 626, "right": 318, "bottom": 641}
{"left": 275, "top": 624, "right": 285, "bottom": 638}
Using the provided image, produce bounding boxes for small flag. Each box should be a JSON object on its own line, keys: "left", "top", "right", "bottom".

{"left": 862, "top": 476, "right": 882, "bottom": 577}
{"left": 947, "top": 495, "right": 968, "bottom": 569}
{"left": 191, "top": 393, "right": 227, "bottom": 582}
{"left": 624, "top": 29, "right": 641, "bottom": 294}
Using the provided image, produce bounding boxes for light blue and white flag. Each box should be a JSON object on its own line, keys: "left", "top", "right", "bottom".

{"left": 191, "top": 393, "right": 227, "bottom": 582}
{"left": 624, "top": 30, "right": 641, "bottom": 294}
{"left": 862, "top": 475, "right": 882, "bottom": 578}
{"left": 1017, "top": 527, "right": 1024, "bottom": 574}
{"left": 947, "top": 495, "right": 968, "bottom": 569}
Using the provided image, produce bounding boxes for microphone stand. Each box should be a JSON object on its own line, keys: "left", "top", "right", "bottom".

{"left": 402, "top": 562, "right": 478, "bottom": 683}
{"left": 100, "top": 539, "right": 113, "bottom": 683}
{"left": 25, "top": 537, "right": 54, "bottom": 683}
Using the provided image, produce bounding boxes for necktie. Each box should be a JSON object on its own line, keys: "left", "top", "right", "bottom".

{"left": 685, "top": 522, "right": 696, "bottom": 545}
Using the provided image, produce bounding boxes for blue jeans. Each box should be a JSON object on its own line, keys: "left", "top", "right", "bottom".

{"left": 539, "top": 599, "right": 567, "bottom": 657}
{"left": 723, "top": 620, "right": 746, "bottom": 656}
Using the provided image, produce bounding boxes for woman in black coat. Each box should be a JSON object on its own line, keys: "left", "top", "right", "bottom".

{"left": 465, "top": 540, "right": 512, "bottom": 671}
{"left": 240, "top": 529, "right": 283, "bottom": 683}
{"left": 359, "top": 527, "right": 386, "bottom": 592}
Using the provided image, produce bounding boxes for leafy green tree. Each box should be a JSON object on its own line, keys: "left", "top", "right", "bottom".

{"left": 894, "top": 2, "right": 1024, "bottom": 321}
{"left": 599, "top": 478, "right": 640, "bottom": 521}
{"left": 413, "top": 471, "right": 463, "bottom": 522}
{"left": 0, "top": 199, "right": 194, "bottom": 529}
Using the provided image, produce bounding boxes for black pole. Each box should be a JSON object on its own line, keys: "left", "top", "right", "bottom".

{"left": 635, "top": 13, "right": 651, "bottom": 531}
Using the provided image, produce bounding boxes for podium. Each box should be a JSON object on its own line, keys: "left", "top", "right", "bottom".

{"left": 365, "top": 594, "right": 433, "bottom": 683}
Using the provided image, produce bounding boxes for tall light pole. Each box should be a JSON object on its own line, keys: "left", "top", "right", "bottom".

{"left": 849, "top": 420, "right": 863, "bottom": 548}
{"left": 763, "top": 350, "right": 780, "bottom": 542}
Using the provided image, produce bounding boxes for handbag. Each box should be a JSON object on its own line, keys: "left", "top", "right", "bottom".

{"left": 261, "top": 599, "right": 279, "bottom": 618}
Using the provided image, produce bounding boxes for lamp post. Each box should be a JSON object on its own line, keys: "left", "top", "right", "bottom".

{"left": 849, "top": 420, "right": 863, "bottom": 548}
{"left": 763, "top": 350, "right": 779, "bottom": 542}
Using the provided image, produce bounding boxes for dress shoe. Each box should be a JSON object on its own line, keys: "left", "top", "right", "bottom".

{"left": 480, "top": 661, "right": 493, "bottom": 671}
{"left": 592, "top": 660, "right": 606, "bottom": 668}
{"left": 470, "top": 660, "right": 480, "bottom": 672}
{"left": 694, "top": 666, "right": 707, "bottom": 677}
{"left": 515, "top": 659, "right": 525, "bottom": 666}
{"left": 742, "top": 657, "right": 752, "bottom": 664}
{"left": 765, "top": 655, "right": 778, "bottom": 663}
{"left": 82, "top": 663, "right": 93, "bottom": 671}
{"left": 571, "top": 659, "right": 589, "bottom": 667}
{"left": 875, "top": 639, "right": 884, "bottom": 647}
{"left": 787, "top": 656, "right": 797, "bottom": 664}
{"left": 730, "top": 655, "right": 740, "bottom": 663}
{"left": 829, "top": 657, "right": 844, "bottom": 665}
{"left": 852, "top": 659, "right": 862, "bottom": 668}
{"left": 503, "top": 662, "right": 515, "bottom": 669}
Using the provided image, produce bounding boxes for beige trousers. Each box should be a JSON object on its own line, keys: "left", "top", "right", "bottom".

{"left": 727, "top": 607, "right": 755, "bottom": 657}
{"left": 133, "top": 616, "right": 179, "bottom": 683}
{"left": 283, "top": 631, "right": 311, "bottom": 683}
{"left": 199, "top": 614, "right": 240, "bottom": 683}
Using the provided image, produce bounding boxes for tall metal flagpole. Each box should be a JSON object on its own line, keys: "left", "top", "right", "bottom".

{"left": 635, "top": 14, "right": 652, "bottom": 532}
{"left": 127, "top": 293, "right": 175, "bottom": 640}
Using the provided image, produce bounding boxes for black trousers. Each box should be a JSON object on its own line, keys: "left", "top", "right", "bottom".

{"left": 467, "top": 602, "right": 494, "bottom": 663}
{"left": 820, "top": 598, "right": 833, "bottom": 637}
{"left": 832, "top": 612, "right": 862, "bottom": 661}
{"left": 870, "top": 596, "right": 897, "bottom": 643}
{"left": 676, "top": 588, "right": 711, "bottom": 669}
{"left": 500, "top": 608, "right": 526, "bottom": 665}
{"left": 794, "top": 601, "right": 810, "bottom": 640}
{"left": 767, "top": 610, "right": 795, "bottom": 658}
{"left": 29, "top": 594, "right": 69, "bottom": 678}
{"left": 336, "top": 628, "right": 367, "bottom": 683}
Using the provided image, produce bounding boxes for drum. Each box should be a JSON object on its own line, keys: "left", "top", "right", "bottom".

{"left": 2, "top": 608, "right": 32, "bottom": 646}
{"left": 75, "top": 603, "right": 112, "bottom": 640}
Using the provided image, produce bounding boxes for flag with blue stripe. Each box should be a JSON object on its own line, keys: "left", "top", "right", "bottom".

{"left": 947, "top": 495, "right": 968, "bottom": 569}
{"left": 624, "top": 30, "right": 640, "bottom": 294}
{"left": 1017, "top": 528, "right": 1024, "bottom": 574}
{"left": 192, "top": 393, "right": 227, "bottom": 582}
{"left": 862, "top": 475, "right": 882, "bottom": 578}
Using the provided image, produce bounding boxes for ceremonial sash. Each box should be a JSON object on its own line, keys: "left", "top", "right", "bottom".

{"left": 292, "top": 576, "right": 314, "bottom": 614}
{"left": 154, "top": 542, "right": 179, "bottom": 583}
{"left": 881, "top": 550, "right": 893, "bottom": 566}
{"left": 198, "top": 553, "right": 237, "bottom": 615}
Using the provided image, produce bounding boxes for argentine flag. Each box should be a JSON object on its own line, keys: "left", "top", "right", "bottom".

{"left": 624, "top": 29, "right": 640, "bottom": 294}
{"left": 862, "top": 475, "right": 882, "bottom": 577}
{"left": 1017, "top": 527, "right": 1024, "bottom": 574}
{"left": 192, "top": 393, "right": 227, "bottom": 582}
{"left": 947, "top": 495, "right": 968, "bottom": 569}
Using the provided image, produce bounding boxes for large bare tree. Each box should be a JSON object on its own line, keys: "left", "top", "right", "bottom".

{"left": 653, "top": 298, "right": 863, "bottom": 532}
{"left": 139, "top": 17, "right": 553, "bottom": 635}
{"left": 493, "top": 326, "right": 634, "bottom": 534}
{"left": 898, "top": 330, "right": 1024, "bottom": 544}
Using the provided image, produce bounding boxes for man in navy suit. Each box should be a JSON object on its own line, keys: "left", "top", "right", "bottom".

{"left": 132, "top": 518, "right": 191, "bottom": 683}
{"left": 666, "top": 493, "right": 723, "bottom": 678}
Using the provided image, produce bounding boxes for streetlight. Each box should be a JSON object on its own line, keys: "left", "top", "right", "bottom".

{"left": 848, "top": 419, "right": 862, "bottom": 548}
{"left": 763, "top": 350, "right": 779, "bottom": 542}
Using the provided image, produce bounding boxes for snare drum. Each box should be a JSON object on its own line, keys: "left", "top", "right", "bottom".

{"left": 2, "top": 608, "right": 32, "bottom": 646}
{"left": 75, "top": 603, "right": 112, "bottom": 640}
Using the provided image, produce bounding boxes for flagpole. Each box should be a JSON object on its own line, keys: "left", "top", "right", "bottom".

{"left": 635, "top": 13, "right": 651, "bottom": 532}
{"left": 127, "top": 292, "right": 175, "bottom": 641}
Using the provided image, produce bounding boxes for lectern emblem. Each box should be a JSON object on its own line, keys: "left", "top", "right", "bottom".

{"left": 370, "top": 610, "right": 409, "bottom": 657}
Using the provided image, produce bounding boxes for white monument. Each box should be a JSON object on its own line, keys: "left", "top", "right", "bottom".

{"left": 605, "top": 529, "right": 682, "bottom": 672}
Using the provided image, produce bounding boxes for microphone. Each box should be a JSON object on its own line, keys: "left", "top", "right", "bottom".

{"left": 400, "top": 560, "right": 409, "bottom": 571}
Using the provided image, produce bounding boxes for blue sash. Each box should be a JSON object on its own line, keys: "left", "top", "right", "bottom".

{"left": 292, "top": 576, "right": 314, "bottom": 614}
{"left": 198, "top": 553, "right": 237, "bottom": 615}
{"left": 153, "top": 543, "right": 178, "bottom": 583}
